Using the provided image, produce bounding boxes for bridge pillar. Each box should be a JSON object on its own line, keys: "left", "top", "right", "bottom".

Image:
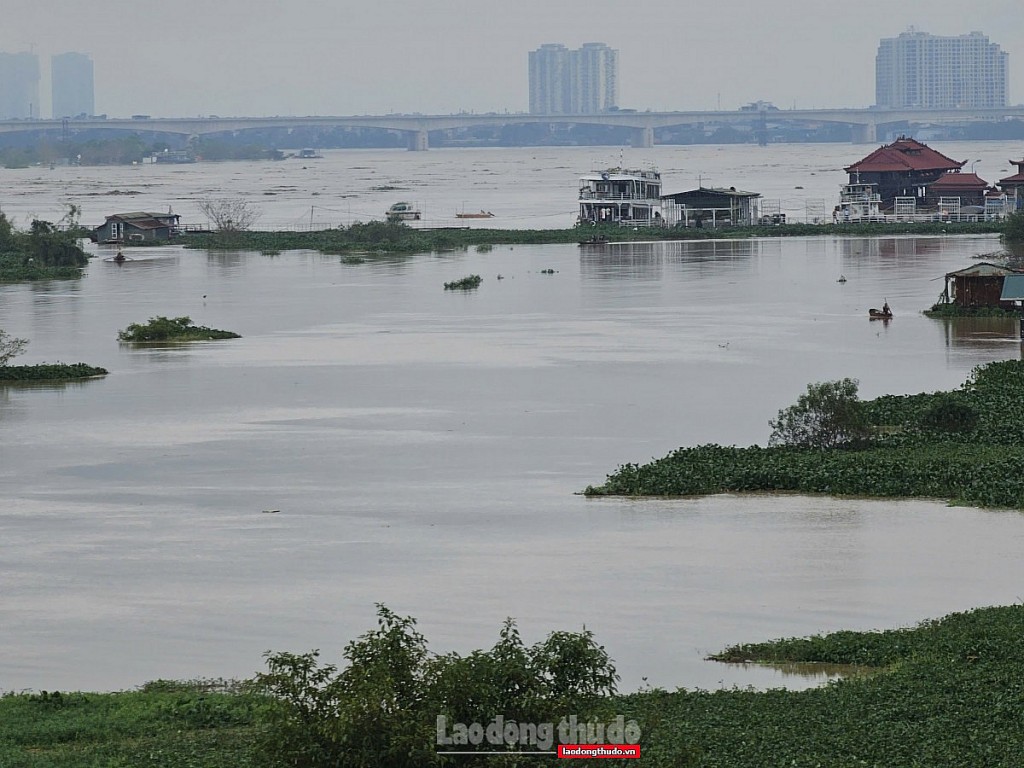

{"left": 409, "top": 129, "right": 429, "bottom": 151}
{"left": 631, "top": 126, "right": 655, "bottom": 149}
{"left": 852, "top": 122, "right": 877, "bottom": 144}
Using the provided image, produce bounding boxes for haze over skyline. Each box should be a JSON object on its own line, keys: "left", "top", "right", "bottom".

{"left": 2, "top": 0, "right": 1021, "bottom": 119}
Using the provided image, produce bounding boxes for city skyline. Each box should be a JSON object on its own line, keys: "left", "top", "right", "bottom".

{"left": 0, "top": 0, "right": 1020, "bottom": 118}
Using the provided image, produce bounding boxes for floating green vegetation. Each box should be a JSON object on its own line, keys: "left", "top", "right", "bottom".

{"left": 540, "top": 268, "right": 557, "bottom": 274}
{"left": 444, "top": 274, "right": 483, "bottom": 290}
{"left": 118, "top": 316, "right": 241, "bottom": 342}
{"left": 924, "top": 302, "right": 1024, "bottom": 317}
{"left": 181, "top": 219, "right": 1007, "bottom": 256}
{"left": 0, "top": 363, "right": 108, "bottom": 381}
{"left": 585, "top": 359, "right": 1024, "bottom": 509}
{"left": 340, "top": 255, "right": 366, "bottom": 264}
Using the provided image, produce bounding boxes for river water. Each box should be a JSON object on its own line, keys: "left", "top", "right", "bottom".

{"left": 2, "top": 142, "right": 1024, "bottom": 694}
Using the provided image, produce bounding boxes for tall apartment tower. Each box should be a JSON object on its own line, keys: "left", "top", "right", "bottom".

{"left": 875, "top": 30, "right": 1008, "bottom": 109}
{"left": 52, "top": 52, "right": 95, "bottom": 118}
{"left": 529, "top": 44, "right": 572, "bottom": 114}
{"left": 529, "top": 42, "right": 618, "bottom": 114}
{"left": 573, "top": 43, "right": 618, "bottom": 113}
{"left": 0, "top": 51, "right": 41, "bottom": 119}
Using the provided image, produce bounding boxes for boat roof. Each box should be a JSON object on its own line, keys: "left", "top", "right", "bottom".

{"left": 580, "top": 168, "right": 660, "bottom": 181}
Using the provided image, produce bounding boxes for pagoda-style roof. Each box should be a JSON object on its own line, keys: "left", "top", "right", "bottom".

{"left": 999, "top": 160, "right": 1024, "bottom": 186}
{"left": 929, "top": 172, "right": 989, "bottom": 191}
{"left": 845, "top": 137, "right": 964, "bottom": 175}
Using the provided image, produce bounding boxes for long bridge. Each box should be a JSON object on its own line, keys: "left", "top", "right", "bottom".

{"left": 1, "top": 106, "right": 1022, "bottom": 149}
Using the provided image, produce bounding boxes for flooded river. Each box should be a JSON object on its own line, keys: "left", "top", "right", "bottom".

{"left": 1, "top": 143, "right": 1023, "bottom": 693}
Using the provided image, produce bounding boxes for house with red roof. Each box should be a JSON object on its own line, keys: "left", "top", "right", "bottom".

{"left": 844, "top": 136, "right": 964, "bottom": 210}
{"left": 925, "top": 171, "right": 989, "bottom": 210}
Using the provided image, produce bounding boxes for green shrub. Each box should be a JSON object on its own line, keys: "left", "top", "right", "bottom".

{"left": 768, "top": 378, "right": 869, "bottom": 449}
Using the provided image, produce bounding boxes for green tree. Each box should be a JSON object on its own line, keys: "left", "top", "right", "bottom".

{"left": 1003, "top": 210, "right": 1024, "bottom": 244}
{"left": 0, "top": 329, "right": 28, "bottom": 366}
{"left": 252, "top": 606, "right": 624, "bottom": 768}
{"left": 768, "top": 378, "right": 870, "bottom": 449}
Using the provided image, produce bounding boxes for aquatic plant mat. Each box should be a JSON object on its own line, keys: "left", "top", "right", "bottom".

{"left": 585, "top": 359, "right": 1024, "bottom": 509}
{"left": 3, "top": 604, "right": 1024, "bottom": 766}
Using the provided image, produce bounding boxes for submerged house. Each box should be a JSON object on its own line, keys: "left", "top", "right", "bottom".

{"left": 844, "top": 137, "right": 963, "bottom": 211}
{"left": 91, "top": 211, "right": 181, "bottom": 243}
{"left": 938, "top": 263, "right": 1023, "bottom": 309}
{"left": 660, "top": 187, "right": 761, "bottom": 228}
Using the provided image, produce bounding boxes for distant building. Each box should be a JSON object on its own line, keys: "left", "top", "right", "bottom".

{"left": 529, "top": 42, "right": 617, "bottom": 115}
{"left": 52, "top": 52, "right": 94, "bottom": 118}
{"left": 661, "top": 187, "right": 762, "bottom": 228}
{"left": 0, "top": 51, "right": 40, "bottom": 119}
{"left": 875, "top": 30, "right": 1008, "bottom": 109}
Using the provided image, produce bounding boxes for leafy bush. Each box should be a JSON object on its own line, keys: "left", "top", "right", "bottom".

{"left": 0, "top": 328, "right": 28, "bottom": 365}
{"left": 768, "top": 378, "right": 869, "bottom": 449}
{"left": 252, "top": 605, "right": 620, "bottom": 768}
{"left": 1003, "top": 210, "right": 1024, "bottom": 244}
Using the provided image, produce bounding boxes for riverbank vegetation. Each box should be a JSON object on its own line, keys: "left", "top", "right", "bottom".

{"left": 181, "top": 219, "right": 1005, "bottom": 255}
{"left": 0, "top": 214, "right": 89, "bottom": 282}
{"left": 5, "top": 604, "right": 1024, "bottom": 766}
{"left": 585, "top": 359, "right": 1024, "bottom": 509}
{"left": 117, "top": 316, "right": 241, "bottom": 342}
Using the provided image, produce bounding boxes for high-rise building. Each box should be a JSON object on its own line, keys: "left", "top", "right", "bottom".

{"left": 875, "top": 30, "right": 1008, "bottom": 109}
{"left": 529, "top": 42, "right": 618, "bottom": 114}
{"left": 52, "top": 52, "right": 95, "bottom": 118}
{"left": 529, "top": 44, "right": 572, "bottom": 114}
{"left": 0, "top": 51, "right": 40, "bottom": 119}
{"left": 573, "top": 43, "right": 618, "bottom": 114}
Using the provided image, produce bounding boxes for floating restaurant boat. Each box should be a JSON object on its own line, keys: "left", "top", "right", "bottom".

{"left": 577, "top": 168, "right": 663, "bottom": 226}
{"left": 835, "top": 181, "right": 885, "bottom": 223}
{"left": 385, "top": 202, "right": 421, "bottom": 222}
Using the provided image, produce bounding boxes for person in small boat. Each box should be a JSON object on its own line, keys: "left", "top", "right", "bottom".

{"left": 113, "top": 250, "right": 125, "bottom": 263}
{"left": 882, "top": 301, "right": 891, "bottom": 316}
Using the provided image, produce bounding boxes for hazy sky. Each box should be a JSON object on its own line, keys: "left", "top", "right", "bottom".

{"left": 3, "top": 0, "right": 1021, "bottom": 118}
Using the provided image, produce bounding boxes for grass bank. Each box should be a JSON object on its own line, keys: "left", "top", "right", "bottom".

{"left": 584, "top": 359, "right": 1024, "bottom": 509}
{"left": 181, "top": 220, "right": 1005, "bottom": 255}
{"left": 4, "top": 605, "right": 1024, "bottom": 766}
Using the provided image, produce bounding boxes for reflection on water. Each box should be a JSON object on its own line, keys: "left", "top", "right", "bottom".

{"left": 579, "top": 239, "right": 771, "bottom": 281}
{"left": 724, "top": 661, "right": 878, "bottom": 682}
{"left": 838, "top": 236, "right": 988, "bottom": 268}
{"left": 932, "top": 315, "right": 1024, "bottom": 357}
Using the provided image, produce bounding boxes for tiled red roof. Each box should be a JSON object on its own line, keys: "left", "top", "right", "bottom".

{"left": 845, "top": 137, "right": 964, "bottom": 174}
{"left": 929, "top": 172, "right": 988, "bottom": 190}
{"left": 999, "top": 172, "right": 1024, "bottom": 185}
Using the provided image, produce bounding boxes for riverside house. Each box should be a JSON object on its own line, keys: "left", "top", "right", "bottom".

{"left": 90, "top": 211, "right": 181, "bottom": 244}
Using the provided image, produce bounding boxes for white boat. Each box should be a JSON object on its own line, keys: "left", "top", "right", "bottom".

{"left": 835, "top": 182, "right": 884, "bottom": 223}
{"left": 577, "top": 168, "right": 663, "bottom": 226}
{"left": 385, "top": 202, "right": 421, "bottom": 222}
